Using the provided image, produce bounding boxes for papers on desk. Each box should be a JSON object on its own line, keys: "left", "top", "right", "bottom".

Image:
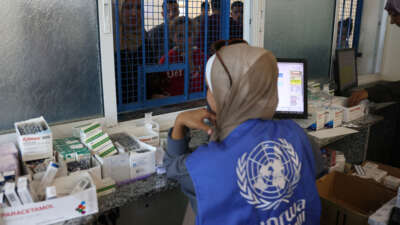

{"left": 308, "top": 127, "right": 358, "bottom": 139}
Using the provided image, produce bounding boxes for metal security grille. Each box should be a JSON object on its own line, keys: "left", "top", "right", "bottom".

{"left": 114, "top": 0, "right": 244, "bottom": 113}
{"left": 336, "top": 0, "right": 363, "bottom": 50}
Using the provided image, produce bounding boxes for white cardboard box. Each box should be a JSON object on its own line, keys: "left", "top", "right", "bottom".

{"left": 331, "top": 97, "right": 365, "bottom": 122}
{"left": 15, "top": 117, "right": 53, "bottom": 162}
{"left": 95, "top": 138, "right": 156, "bottom": 184}
{"left": 0, "top": 172, "right": 98, "bottom": 225}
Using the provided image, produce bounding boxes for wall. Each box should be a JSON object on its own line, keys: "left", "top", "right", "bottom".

{"left": 263, "top": 0, "right": 335, "bottom": 80}
{"left": 381, "top": 18, "right": 400, "bottom": 81}
{"left": 357, "top": 0, "right": 385, "bottom": 75}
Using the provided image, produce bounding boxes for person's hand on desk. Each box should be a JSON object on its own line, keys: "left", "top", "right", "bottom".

{"left": 172, "top": 108, "right": 216, "bottom": 140}
{"left": 348, "top": 89, "right": 368, "bottom": 107}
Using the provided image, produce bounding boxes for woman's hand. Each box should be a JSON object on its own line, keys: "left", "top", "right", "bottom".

{"left": 172, "top": 108, "right": 216, "bottom": 140}
{"left": 347, "top": 89, "right": 368, "bottom": 107}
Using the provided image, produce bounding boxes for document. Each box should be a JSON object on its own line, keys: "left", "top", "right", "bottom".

{"left": 308, "top": 127, "right": 358, "bottom": 139}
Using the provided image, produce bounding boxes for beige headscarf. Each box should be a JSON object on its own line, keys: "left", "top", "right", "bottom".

{"left": 209, "top": 43, "right": 279, "bottom": 141}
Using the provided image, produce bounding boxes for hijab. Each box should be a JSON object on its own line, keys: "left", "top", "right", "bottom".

{"left": 207, "top": 43, "right": 279, "bottom": 141}
{"left": 386, "top": 0, "right": 400, "bottom": 15}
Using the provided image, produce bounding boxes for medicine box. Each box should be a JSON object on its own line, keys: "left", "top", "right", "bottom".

{"left": 54, "top": 137, "right": 91, "bottom": 163}
{"left": 15, "top": 116, "right": 53, "bottom": 162}
{"left": 130, "top": 148, "right": 156, "bottom": 181}
{"left": 331, "top": 97, "right": 365, "bottom": 122}
{"left": 0, "top": 172, "right": 98, "bottom": 225}
{"left": 82, "top": 131, "right": 117, "bottom": 158}
{"left": 73, "top": 122, "right": 102, "bottom": 140}
{"left": 324, "top": 108, "right": 344, "bottom": 128}
{"left": 95, "top": 137, "right": 156, "bottom": 184}
{"left": 0, "top": 193, "right": 4, "bottom": 208}
{"left": 4, "top": 182, "right": 22, "bottom": 207}
{"left": 360, "top": 161, "right": 400, "bottom": 191}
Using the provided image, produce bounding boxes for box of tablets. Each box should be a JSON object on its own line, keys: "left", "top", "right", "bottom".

{"left": 73, "top": 122, "right": 102, "bottom": 140}
{"left": 324, "top": 107, "right": 344, "bottom": 128}
{"left": 331, "top": 97, "right": 365, "bottom": 122}
{"left": 15, "top": 116, "right": 53, "bottom": 161}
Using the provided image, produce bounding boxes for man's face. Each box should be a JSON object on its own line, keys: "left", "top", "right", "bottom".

{"left": 231, "top": 6, "right": 243, "bottom": 22}
{"left": 389, "top": 13, "right": 400, "bottom": 27}
{"left": 163, "top": 3, "right": 180, "bottom": 21}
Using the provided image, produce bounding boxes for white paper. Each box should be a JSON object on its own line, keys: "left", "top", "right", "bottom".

{"left": 308, "top": 127, "right": 358, "bottom": 139}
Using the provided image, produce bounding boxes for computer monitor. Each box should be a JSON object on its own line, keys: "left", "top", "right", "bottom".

{"left": 334, "top": 48, "right": 358, "bottom": 96}
{"left": 274, "top": 59, "right": 308, "bottom": 119}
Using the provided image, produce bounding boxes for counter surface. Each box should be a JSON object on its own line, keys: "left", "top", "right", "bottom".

{"left": 53, "top": 174, "right": 178, "bottom": 225}
{"left": 56, "top": 114, "right": 383, "bottom": 224}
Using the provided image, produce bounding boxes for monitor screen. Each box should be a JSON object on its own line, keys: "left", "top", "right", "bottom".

{"left": 275, "top": 59, "right": 307, "bottom": 118}
{"left": 335, "top": 48, "right": 358, "bottom": 94}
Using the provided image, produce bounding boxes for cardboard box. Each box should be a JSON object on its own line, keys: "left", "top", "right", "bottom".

{"left": 368, "top": 197, "right": 396, "bottom": 225}
{"left": 0, "top": 172, "right": 99, "bottom": 225}
{"left": 130, "top": 148, "right": 156, "bottom": 180}
{"left": 15, "top": 117, "right": 53, "bottom": 162}
{"left": 95, "top": 138, "right": 156, "bottom": 184}
{"left": 331, "top": 97, "right": 365, "bottom": 122}
{"left": 317, "top": 172, "right": 395, "bottom": 225}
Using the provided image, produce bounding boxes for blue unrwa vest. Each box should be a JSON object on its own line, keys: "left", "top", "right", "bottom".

{"left": 186, "top": 119, "right": 321, "bottom": 225}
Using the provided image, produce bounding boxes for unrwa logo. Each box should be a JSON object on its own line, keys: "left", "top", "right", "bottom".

{"left": 76, "top": 201, "right": 86, "bottom": 215}
{"left": 236, "top": 139, "right": 302, "bottom": 211}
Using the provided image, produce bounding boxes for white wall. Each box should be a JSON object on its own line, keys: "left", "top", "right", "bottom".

{"left": 357, "top": 0, "right": 385, "bottom": 75}
{"left": 381, "top": 19, "right": 400, "bottom": 81}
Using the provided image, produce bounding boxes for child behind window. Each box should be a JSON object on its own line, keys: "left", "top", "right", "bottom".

{"left": 158, "top": 16, "right": 205, "bottom": 97}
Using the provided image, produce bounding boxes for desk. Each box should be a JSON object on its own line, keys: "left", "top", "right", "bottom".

{"left": 308, "top": 114, "right": 383, "bottom": 164}
{"left": 58, "top": 115, "right": 384, "bottom": 225}
{"left": 367, "top": 102, "right": 400, "bottom": 167}
{"left": 54, "top": 175, "right": 179, "bottom": 225}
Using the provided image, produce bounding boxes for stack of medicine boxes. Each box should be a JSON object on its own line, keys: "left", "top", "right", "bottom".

{"left": 76, "top": 123, "right": 117, "bottom": 158}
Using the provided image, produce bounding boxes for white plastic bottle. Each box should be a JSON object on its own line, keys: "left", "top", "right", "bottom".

{"left": 138, "top": 113, "right": 160, "bottom": 147}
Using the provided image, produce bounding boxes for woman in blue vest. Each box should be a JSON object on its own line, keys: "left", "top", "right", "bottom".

{"left": 165, "top": 42, "right": 321, "bottom": 225}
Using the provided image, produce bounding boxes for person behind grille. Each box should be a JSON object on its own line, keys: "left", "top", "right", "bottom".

{"left": 198, "top": 0, "right": 222, "bottom": 57}
{"left": 229, "top": 1, "right": 243, "bottom": 39}
{"left": 337, "top": 17, "right": 353, "bottom": 49}
{"left": 157, "top": 16, "right": 205, "bottom": 97}
{"left": 116, "top": 0, "right": 145, "bottom": 104}
{"left": 147, "top": 0, "right": 180, "bottom": 63}
{"left": 194, "top": 2, "right": 210, "bottom": 47}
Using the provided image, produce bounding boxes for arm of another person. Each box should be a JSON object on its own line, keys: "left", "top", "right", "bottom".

{"left": 365, "top": 81, "right": 400, "bottom": 103}
{"left": 348, "top": 81, "right": 400, "bottom": 106}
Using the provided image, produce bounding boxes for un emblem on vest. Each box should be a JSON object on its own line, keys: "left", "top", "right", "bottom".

{"left": 236, "top": 138, "right": 302, "bottom": 210}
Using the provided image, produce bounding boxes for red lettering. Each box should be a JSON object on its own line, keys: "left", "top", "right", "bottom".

{"left": 350, "top": 107, "right": 360, "bottom": 112}
{"left": 1, "top": 204, "right": 54, "bottom": 218}
{"left": 23, "top": 137, "right": 40, "bottom": 141}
